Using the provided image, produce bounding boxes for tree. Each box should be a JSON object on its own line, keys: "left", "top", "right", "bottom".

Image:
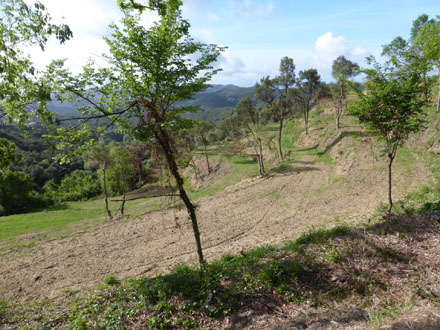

{"left": 108, "top": 143, "right": 133, "bottom": 215}
{"left": 85, "top": 141, "right": 114, "bottom": 220}
{"left": 193, "top": 121, "right": 216, "bottom": 174}
{"left": 124, "top": 142, "right": 150, "bottom": 188}
{"left": 0, "top": 138, "right": 16, "bottom": 169}
{"left": 255, "top": 57, "right": 296, "bottom": 162}
{"left": 43, "top": 170, "right": 101, "bottom": 203}
{"left": 0, "top": 170, "right": 43, "bottom": 215}
{"left": 382, "top": 14, "right": 438, "bottom": 102}
{"left": 49, "top": 0, "right": 223, "bottom": 265}
{"left": 331, "top": 56, "right": 359, "bottom": 130}
{"left": 0, "top": 0, "right": 71, "bottom": 127}
{"left": 348, "top": 58, "right": 430, "bottom": 214}
{"left": 229, "top": 97, "right": 265, "bottom": 176}
{"left": 295, "top": 69, "right": 321, "bottom": 135}
{"left": 414, "top": 18, "right": 440, "bottom": 112}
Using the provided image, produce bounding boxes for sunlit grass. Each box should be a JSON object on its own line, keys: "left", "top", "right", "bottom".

{"left": 184, "top": 148, "right": 260, "bottom": 200}
{"left": 0, "top": 196, "right": 159, "bottom": 250}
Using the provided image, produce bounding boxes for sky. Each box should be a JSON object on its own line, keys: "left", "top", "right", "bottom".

{"left": 29, "top": 0, "right": 440, "bottom": 87}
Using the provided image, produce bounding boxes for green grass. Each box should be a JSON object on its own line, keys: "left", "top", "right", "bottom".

{"left": 307, "top": 175, "right": 342, "bottom": 197}
{"left": 0, "top": 197, "right": 161, "bottom": 250}
{"left": 395, "top": 146, "right": 416, "bottom": 178}
{"left": 184, "top": 151, "right": 260, "bottom": 200}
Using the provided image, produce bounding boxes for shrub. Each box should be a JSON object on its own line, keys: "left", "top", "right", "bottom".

{"left": 44, "top": 170, "right": 101, "bottom": 203}
{"left": 0, "top": 170, "right": 48, "bottom": 215}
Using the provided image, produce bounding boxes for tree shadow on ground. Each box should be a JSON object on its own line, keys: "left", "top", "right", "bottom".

{"left": 367, "top": 208, "right": 440, "bottom": 239}
{"left": 293, "top": 145, "right": 319, "bottom": 152}
{"left": 269, "top": 163, "right": 319, "bottom": 176}
{"left": 317, "top": 130, "right": 370, "bottom": 155}
{"left": 231, "top": 157, "right": 257, "bottom": 165}
{"left": 291, "top": 160, "right": 315, "bottom": 166}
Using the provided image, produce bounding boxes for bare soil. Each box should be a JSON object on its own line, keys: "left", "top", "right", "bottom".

{"left": 0, "top": 125, "right": 431, "bottom": 305}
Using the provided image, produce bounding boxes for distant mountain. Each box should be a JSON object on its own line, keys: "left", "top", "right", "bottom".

{"left": 46, "top": 84, "right": 254, "bottom": 122}
{"left": 180, "top": 84, "right": 254, "bottom": 122}
{"left": 184, "top": 84, "right": 253, "bottom": 109}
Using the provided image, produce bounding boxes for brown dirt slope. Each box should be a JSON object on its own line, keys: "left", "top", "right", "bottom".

{"left": 0, "top": 118, "right": 433, "bottom": 302}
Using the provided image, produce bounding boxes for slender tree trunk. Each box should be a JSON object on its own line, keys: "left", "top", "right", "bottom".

{"left": 259, "top": 139, "right": 265, "bottom": 175}
{"left": 252, "top": 142, "right": 265, "bottom": 176}
{"left": 387, "top": 153, "right": 395, "bottom": 215}
{"left": 203, "top": 143, "right": 211, "bottom": 174}
{"left": 437, "top": 67, "right": 440, "bottom": 112}
{"left": 304, "top": 106, "right": 309, "bottom": 135}
{"left": 137, "top": 163, "right": 143, "bottom": 187}
{"left": 277, "top": 119, "right": 283, "bottom": 162}
{"left": 102, "top": 161, "right": 112, "bottom": 220}
{"left": 336, "top": 83, "right": 343, "bottom": 130}
{"left": 120, "top": 190, "right": 126, "bottom": 216}
{"left": 437, "top": 91, "right": 440, "bottom": 113}
{"left": 153, "top": 125, "right": 205, "bottom": 265}
{"left": 336, "top": 111, "right": 341, "bottom": 130}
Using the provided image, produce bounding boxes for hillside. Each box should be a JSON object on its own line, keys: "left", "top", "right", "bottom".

{"left": 47, "top": 84, "right": 254, "bottom": 122}
{"left": 1, "top": 104, "right": 440, "bottom": 328}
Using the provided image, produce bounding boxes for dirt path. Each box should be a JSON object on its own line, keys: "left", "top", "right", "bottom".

{"left": 0, "top": 141, "right": 431, "bottom": 301}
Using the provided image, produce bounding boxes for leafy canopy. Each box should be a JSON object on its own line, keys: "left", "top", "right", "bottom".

{"left": 0, "top": 0, "right": 72, "bottom": 127}
{"left": 49, "top": 0, "right": 224, "bottom": 153}
{"left": 348, "top": 58, "right": 429, "bottom": 154}
{"left": 0, "top": 138, "right": 16, "bottom": 169}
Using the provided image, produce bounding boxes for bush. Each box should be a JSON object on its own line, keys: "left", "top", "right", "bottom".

{"left": 44, "top": 170, "right": 101, "bottom": 203}
{"left": 0, "top": 170, "right": 48, "bottom": 215}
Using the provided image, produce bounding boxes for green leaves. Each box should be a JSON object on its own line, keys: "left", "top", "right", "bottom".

{"left": 348, "top": 58, "right": 428, "bottom": 154}
{"left": 0, "top": 0, "right": 72, "bottom": 127}
{"left": 49, "top": 0, "right": 223, "bottom": 156}
{"left": 0, "top": 138, "right": 16, "bottom": 169}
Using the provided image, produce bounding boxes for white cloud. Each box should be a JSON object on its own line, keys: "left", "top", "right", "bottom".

{"left": 195, "top": 29, "right": 215, "bottom": 43}
{"left": 206, "top": 12, "right": 220, "bottom": 21}
{"left": 38, "top": 0, "right": 120, "bottom": 37}
{"left": 229, "top": 0, "right": 274, "bottom": 18}
{"left": 313, "top": 32, "right": 369, "bottom": 80}
{"left": 211, "top": 47, "right": 312, "bottom": 86}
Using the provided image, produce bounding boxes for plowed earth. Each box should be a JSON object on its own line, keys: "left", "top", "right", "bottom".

{"left": 0, "top": 129, "right": 432, "bottom": 302}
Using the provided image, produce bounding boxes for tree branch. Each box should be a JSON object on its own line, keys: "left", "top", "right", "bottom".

{"left": 110, "top": 193, "right": 179, "bottom": 202}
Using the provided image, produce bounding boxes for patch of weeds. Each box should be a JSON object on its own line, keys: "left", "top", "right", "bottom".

{"left": 257, "top": 260, "right": 285, "bottom": 286}
{"left": 315, "top": 152, "right": 335, "bottom": 165}
{"left": 267, "top": 188, "right": 282, "bottom": 200}
{"left": 425, "top": 136, "right": 436, "bottom": 148}
{"left": 323, "top": 246, "right": 341, "bottom": 263}
{"left": 240, "top": 245, "right": 276, "bottom": 263}
{"left": 282, "top": 258, "right": 307, "bottom": 278}
{"left": 367, "top": 298, "right": 415, "bottom": 330}
{"left": 174, "top": 315, "right": 202, "bottom": 329}
{"left": 309, "top": 175, "right": 342, "bottom": 197}
{"left": 284, "top": 226, "right": 351, "bottom": 252}
{"left": 270, "top": 163, "right": 293, "bottom": 174}
{"left": 147, "top": 312, "right": 172, "bottom": 329}
{"left": 103, "top": 275, "right": 119, "bottom": 286}
{"left": 376, "top": 202, "right": 402, "bottom": 214}
{"left": 351, "top": 132, "right": 361, "bottom": 141}
{"left": 355, "top": 274, "right": 387, "bottom": 295}
{"left": 418, "top": 200, "right": 440, "bottom": 213}
{"left": 0, "top": 298, "right": 6, "bottom": 320}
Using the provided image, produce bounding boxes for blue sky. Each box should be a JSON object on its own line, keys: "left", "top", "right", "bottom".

{"left": 31, "top": 0, "right": 439, "bottom": 86}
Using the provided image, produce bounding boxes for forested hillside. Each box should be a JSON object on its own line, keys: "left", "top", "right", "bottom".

{"left": 45, "top": 84, "right": 254, "bottom": 122}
